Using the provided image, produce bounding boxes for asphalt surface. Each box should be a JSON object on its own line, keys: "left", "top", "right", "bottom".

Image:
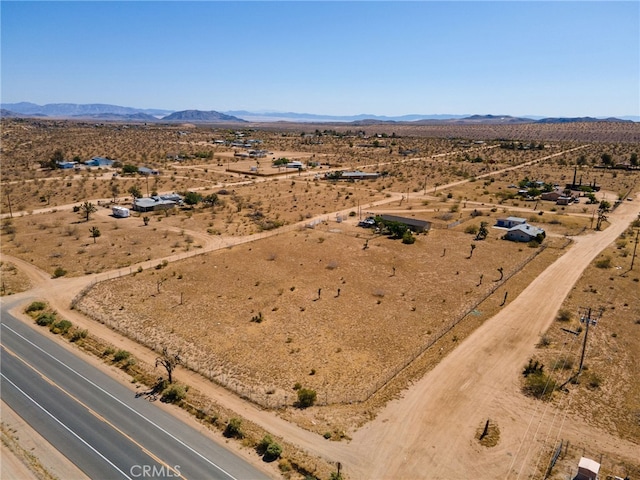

{"left": 0, "top": 305, "right": 272, "bottom": 480}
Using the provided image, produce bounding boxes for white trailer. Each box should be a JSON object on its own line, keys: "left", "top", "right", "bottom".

{"left": 112, "top": 206, "right": 130, "bottom": 218}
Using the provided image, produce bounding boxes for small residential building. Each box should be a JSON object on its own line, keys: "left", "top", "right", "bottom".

{"left": 496, "top": 217, "right": 527, "bottom": 228}
{"left": 138, "top": 166, "right": 159, "bottom": 176}
{"left": 85, "top": 156, "right": 114, "bottom": 167}
{"left": 556, "top": 196, "right": 573, "bottom": 205}
{"left": 540, "top": 191, "right": 562, "bottom": 202}
{"left": 576, "top": 457, "right": 600, "bottom": 480}
{"left": 338, "top": 171, "right": 380, "bottom": 181}
{"left": 378, "top": 214, "right": 431, "bottom": 232}
{"left": 504, "top": 223, "right": 545, "bottom": 243}
{"left": 57, "top": 161, "right": 76, "bottom": 169}
{"left": 132, "top": 196, "right": 177, "bottom": 212}
{"left": 286, "top": 161, "right": 305, "bottom": 169}
{"left": 112, "top": 206, "right": 130, "bottom": 218}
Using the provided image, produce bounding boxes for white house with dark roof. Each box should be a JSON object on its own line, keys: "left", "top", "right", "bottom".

{"left": 504, "top": 223, "right": 545, "bottom": 243}
{"left": 133, "top": 196, "right": 178, "bottom": 212}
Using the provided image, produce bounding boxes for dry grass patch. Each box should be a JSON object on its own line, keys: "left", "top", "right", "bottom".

{"left": 0, "top": 209, "right": 195, "bottom": 277}
{"left": 0, "top": 260, "right": 31, "bottom": 295}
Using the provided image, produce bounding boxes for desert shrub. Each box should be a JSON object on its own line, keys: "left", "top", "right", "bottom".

{"left": 464, "top": 224, "right": 478, "bottom": 235}
{"left": 556, "top": 309, "right": 572, "bottom": 322}
{"left": 50, "top": 319, "right": 73, "bottom": 335}
{"left": 52, "top": 267, "right": 67, "bottom": 278}
{"left": 26, "top": 301, "right": 47, "bottom": 313}
{"left": 224, "top": 418, "right": 243, "bottom": 439}
{"left": 113, "top": 349, "right": 131, "bottom": 362}
{"left": 36, "top": 311, "right": 57, "bottom": 326}
{"left": 257, "top": 435, "right": 274, "bottom": 455}
{"left": 70, "top": 328, "right": 89, "bottom": 342}
{"left": 586, "top": 372, "right": 603, "bottom": 389}
{"left": 522, "top": 359, "right": 555, "bottom": 400}
{"left": 251, "top": 312, "right": 264, "bottom": 323}
{"left": 296, "top": 388, "right": 317, "bottom": 408}
{"left": 537, "top": 335, "right": 551, "bottom": 348}
{"left": 595, "top": 256, "right": 612, "bottom": 268}
{"left": 523, "top": 372, "right": 556, "bottom": 400}
{"left": 402, "top": 230, "right": 416, "bottom": 244}
{"left": 522, "top": 358, "right": 544, "bottom": 377}
{"left": 265, "top": 442, "right": 282, "bottom": 461}
{"left": 552, "top": 356, "right": 574, "bottom": 371}
{"left": 161, "top": 384, "right": 187, "bottom": 403}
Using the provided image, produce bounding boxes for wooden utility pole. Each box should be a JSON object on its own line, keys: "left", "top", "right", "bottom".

{"left": 577, "top": 307, "right": 602, "bottom": 375}
{"left": 630, "top": 228, "right": 639, "bottom": 270}
{"left": 6, "top": 193, "right": 13, "bottom": 218}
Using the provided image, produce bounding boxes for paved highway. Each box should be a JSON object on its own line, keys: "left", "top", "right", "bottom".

{"left": 1, "top": 304, "right": 272, "bottom": 480}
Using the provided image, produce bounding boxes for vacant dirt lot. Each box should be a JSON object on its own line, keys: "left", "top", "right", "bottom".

{"left": 75, "top": 220, "right": 556, "bottom": 406}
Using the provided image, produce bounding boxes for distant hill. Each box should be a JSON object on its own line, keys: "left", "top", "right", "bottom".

{"left": 536, "top": 116, "right": 633, "bottom": 124}
{"left": 0, "top": 102, "right": 173, "bottom": 118}
{"left": 162, "top": 110, "right": 246, "bottom": 122}
{"left": 0, "top": 108, "right": 47, "bottom": 118}
{"left": 71, "top": 112, "right": 160, "bottom": 122}
{"left": 0, "top": 109, "right": 19, "bottom": 118}
{"left": 224, "top": 110, "right": 470, "bottom": 123}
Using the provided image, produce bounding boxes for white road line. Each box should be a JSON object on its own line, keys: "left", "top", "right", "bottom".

{"left": 1, "top": 372, "right": 133, "bottom": 480}
{"left": 1, "top": 322, "right": 237, "bottom": 480}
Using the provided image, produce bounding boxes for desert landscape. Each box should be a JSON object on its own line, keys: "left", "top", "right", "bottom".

{"left": 1, "top": 117, "right": 639, "bottom": 480}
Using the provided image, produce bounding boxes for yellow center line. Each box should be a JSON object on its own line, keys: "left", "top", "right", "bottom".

{"left": 1, "top": 344, "right": 186, "bottom": 479}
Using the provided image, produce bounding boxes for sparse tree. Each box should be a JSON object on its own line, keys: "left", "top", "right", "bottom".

{"left": 203, "top": 193, "right": 219, "bottom": 207}
{"left": 89, "top": 226, "right": 101, "bottom": 243}
{"left": 155, "top": 346, "right": 181, "bottom": 384}
{"left": 468, "top": 243, "right": 476, "bottom": 259}
{"left": 600, "top": 153, "right": 613, "bottom": 166}
{"left": 497, "top": 267, "right": 504, "bottom": 281}
{"left": 143, "top": 216, "right": 150, "bottom": 226}
{"left": 183, "top": 191, "right": 203, "bottom": 207}
{"left": 296, "top": 388, "right": 317, "bottom": 408}
{"left": 111, "top": 184, "right": 120, "bottom": 202}
{"left": 596, "top": 200, "right": 611, "bottom": 231}
{"left": 46, "top": 149, "right": 64, "bottom": 169}
{"left": 475, "top": 221, "right": 489, "bottom": 241}
{"left": 122, "top": 164, "right": 138, "bottom": 175}
{"left": 630, "top": 153, "right": 638, "bottom": 167}
{"left": 128, "top": 185, "right": 142, "bottom": 199}
{"left": 79, "top": 201, "right": 97, "bottom": 222}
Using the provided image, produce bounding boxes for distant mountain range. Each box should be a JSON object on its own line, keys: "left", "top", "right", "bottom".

{"left": 1, "top": 102, "right": 637, "bottom": 124}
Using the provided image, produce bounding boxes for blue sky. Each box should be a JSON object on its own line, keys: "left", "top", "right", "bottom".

{"left": 2, "top": 1, "right": 638, "bottom": 117}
